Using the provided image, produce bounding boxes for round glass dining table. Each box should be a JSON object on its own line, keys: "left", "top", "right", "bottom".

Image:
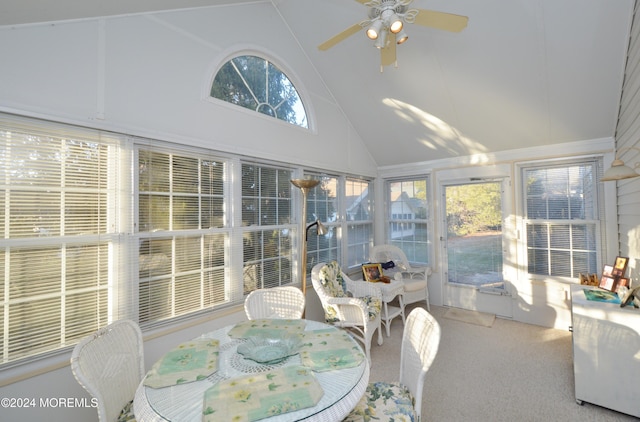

{"left": 133, "top": 319, "right": 369, "bottom": 421}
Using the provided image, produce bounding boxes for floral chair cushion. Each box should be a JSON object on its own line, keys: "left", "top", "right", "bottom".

{"left": 319, "top": 261, "right": 381, "bottom": 323}
{"left": 343, "top": 381, "right": 416, "bottom": 422}
{"left": 117, "top": 399, "right": 136, "bottom": 422}
{"left": 319, "top": 261, "right": 347, "bottom": 297}
{"left": 362, "top": 296, "right": 381, "bottom": 321}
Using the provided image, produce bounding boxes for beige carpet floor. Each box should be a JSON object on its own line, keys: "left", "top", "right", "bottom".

{"left": 443, "top": 307, "right": 495, "bottom": 327}
{"left": 369, "top": 303, "right": 637, "bottom": 422}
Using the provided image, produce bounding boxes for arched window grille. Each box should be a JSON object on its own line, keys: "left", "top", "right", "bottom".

{"left": 211, "top": 55, "right": 308, "bottom": 128}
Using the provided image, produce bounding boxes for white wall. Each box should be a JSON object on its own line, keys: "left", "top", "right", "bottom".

{"left": 0, "top": 3, "right": 377, "bottom": 177}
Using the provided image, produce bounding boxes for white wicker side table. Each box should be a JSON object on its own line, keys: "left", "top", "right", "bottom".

{"left": 377, "top": 279, "right": 406, "bottom": 337}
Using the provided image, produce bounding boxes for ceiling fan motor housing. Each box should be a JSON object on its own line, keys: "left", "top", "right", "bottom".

{"left": 368, "top": 0, "right": 409, "bottom": 21}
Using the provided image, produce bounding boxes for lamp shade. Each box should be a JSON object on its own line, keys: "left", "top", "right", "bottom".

{"left": 601, "top": 159, "right": 640, "bottom": 181}
{"left": 316, "top": 220, "right": 327, "bottom": 235}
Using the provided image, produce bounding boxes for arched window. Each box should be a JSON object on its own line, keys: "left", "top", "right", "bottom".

{"left": 211, "top": 55, "right": 308, "bottom": 128}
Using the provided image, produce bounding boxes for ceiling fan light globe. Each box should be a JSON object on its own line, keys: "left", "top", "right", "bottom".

{"left": 389, "top": 18, "right": 403, "bottom": 33}
{"left": 366, "top": 20, "right": 383, "bottom": 40}
{"left": 396, "top": 30, "right": 409, "bottom": 44}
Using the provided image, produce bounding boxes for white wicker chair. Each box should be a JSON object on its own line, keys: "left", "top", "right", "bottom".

{"left": 70, "top": 320, "right": 144, "bottom": 422}
{"left": 244, "top": 286, "right": 305, "bottom": 319}
{"left": 370, "top": 244, "right": 432, "bottom": 311}
{"left": 344, "top": 307, "right": 441, "bottom": 422}
{"left": 311, "top": 261, "right": 383, "bottom": 363}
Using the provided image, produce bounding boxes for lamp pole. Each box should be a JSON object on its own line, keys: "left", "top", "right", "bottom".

{"left": 290, "top": 178, "right": 320, "bottom": 300}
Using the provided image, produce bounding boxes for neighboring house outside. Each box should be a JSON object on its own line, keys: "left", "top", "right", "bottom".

{"left": 345, "top": 187, "right": 370, "bottom": 222}
{"left": 389, "top": 191, "right": 418, "bottom": 240}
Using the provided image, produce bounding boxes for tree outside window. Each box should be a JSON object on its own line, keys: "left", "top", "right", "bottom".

{"left": 211, "top": 55, "right": 308, "bottom": 128}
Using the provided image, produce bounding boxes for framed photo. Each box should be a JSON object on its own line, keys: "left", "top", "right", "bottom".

{"left": 612, "top": 256, "right": 629, "bottom": 278}
{"left": 362, "top": 263, "right": 383, "bottom": 283}
{"left": 599, "top": 275, "right": 618, "bottom": 292}
{"left": 619, "top": 277, "right": 630, "bottom": 288}
{"left": 602, "top": 264, "right": 613, "bottom": 277}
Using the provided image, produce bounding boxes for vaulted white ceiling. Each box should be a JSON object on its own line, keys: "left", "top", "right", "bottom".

{"left": 0, "top": 0, "right": 634, "bottom": 167}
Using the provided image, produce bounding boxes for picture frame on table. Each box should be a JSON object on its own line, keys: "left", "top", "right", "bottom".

{"left": 599, "top": 275, "right": 618, "bottom": 292}
{"left": 619, "top": 277, "right": 630, "bottom": 288}
{"left": 612, "top": 256, "right": 629, "bottom": 278}
{"left": 362, "top": 263, "right": 383, "bottom": 282}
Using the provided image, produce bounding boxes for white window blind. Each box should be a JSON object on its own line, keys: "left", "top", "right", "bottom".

{"left": 305, "top": 173, "right": 340, "bottom": 273}
{"left": 523, "top": 160, "right": 603, "bottom": 278}
{"left": 137, "top": 148, "right": 229, "bottom": 327}
{"left": 241, "top": 162, "right": 294, "bottom": 293}
{"left": 0, "top": 115, "right": 118, "bottom": 365}
{"left": 0, "top": 114, "right": 375, "bottom": 367}
{"left": 345, "top": 178, "right": 373, "bottom": 268}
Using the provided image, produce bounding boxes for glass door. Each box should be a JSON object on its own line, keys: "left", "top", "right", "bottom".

{"left": 442, "top": 179, "right": 512, "bottom": 316}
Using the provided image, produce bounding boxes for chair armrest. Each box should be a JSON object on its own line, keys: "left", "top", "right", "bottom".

{"left": 399, "top": 265, "right": 432, "bottom": 279}
{"left": 347, "top": 281, "right": 382, "bottom": 300}
{"left": 323, "top": 296, "right": 370, "bottom": 323}
{"left": 344, "top": 278, "right": 382, "bottom": 300}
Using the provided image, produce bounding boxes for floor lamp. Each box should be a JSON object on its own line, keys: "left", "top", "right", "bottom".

{"left": 290, "top": 179, "right": 327, "bottom": 309}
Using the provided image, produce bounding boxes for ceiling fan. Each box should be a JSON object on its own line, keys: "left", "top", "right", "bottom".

{"left": 318, "top": 0, "right": 469, "bottom": 71}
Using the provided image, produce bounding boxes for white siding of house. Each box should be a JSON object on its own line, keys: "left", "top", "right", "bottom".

{"left": 614, "top": 1, "right": 640, "bottom": 284}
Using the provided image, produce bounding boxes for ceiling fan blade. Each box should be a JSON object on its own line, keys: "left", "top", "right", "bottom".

{"left": 318, "top": 22, "right": 366, "bottom": 51}
{"left": 412, "top": 9, "right": 469, "bottom": 32}
{"left": 380, "top": 33, "right": 397, "bottom": 69}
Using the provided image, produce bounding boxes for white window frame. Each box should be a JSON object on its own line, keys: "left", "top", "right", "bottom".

{"left": 384, "top": 177, "right": 431, "bottom": 266}
{"left": 344, "top": 177, "right": 374, "bottom": 270}
{"left": 0, "top": 115, "right": 125, "bottom": 368}
{"left": 517, "top": 157, "right": 607, "bottom": 282}
{"left": 135, "top": 144, "right": 234, "bottom": 328}
{"left": 209, "top": 53, "right": 311, "bottom": 130}
{"left": 239, "top": 161, "right": 296, "bottom": 293}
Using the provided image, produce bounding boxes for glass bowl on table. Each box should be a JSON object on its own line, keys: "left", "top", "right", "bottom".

{"left": 237, "top": 333, "right": 301, "bottom": 365}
